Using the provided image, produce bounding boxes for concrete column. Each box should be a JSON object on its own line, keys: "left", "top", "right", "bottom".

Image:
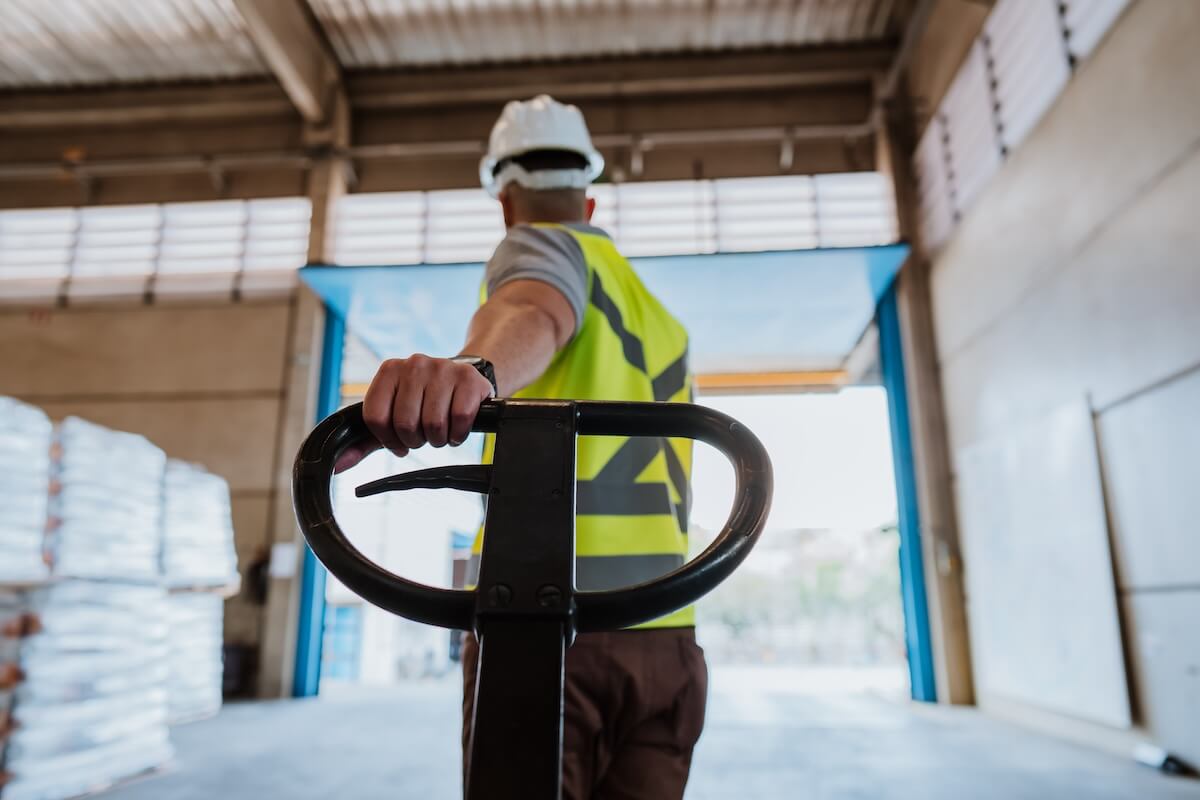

{"left": 875, "top": 95, "right": 975, "bottom": 705}
{"left": 256, "top": 285, "right": 326, "bottom": 697}
{"left": 304, "top": 93, "right": 351, "bottom": 265}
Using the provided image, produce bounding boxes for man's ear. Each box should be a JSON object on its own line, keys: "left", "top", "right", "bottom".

{"left": 499, "top": 189, "right": 516, "bottom": 229}
{"left": 585, "top": 196, "right": 596, "bottom": 222}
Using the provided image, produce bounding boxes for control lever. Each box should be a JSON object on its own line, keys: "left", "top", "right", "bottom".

{"left": 355, "top": 464, "right": 492, "bottom": 498}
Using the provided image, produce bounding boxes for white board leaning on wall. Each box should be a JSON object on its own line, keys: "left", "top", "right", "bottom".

{"left": 954, "top": 398, "right": 1132, "bottom": 728}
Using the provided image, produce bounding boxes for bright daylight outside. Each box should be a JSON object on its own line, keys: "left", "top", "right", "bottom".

{"left": 322, "top": 384, "right": 907, "bottom": 701}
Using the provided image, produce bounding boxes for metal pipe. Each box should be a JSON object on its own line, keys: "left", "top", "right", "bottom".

{"left": 0, "top": 122, "right": 874, "bottom": 182}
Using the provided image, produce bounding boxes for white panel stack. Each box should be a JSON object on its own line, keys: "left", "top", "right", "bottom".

{"left": 165, "top": 593, "right": 225, "bottom": 725}
{"left": 0, "top": 399, "right": 52, "bottom": 584}
{"left": 814, "top": 172, "right": 899, "bottom": 248}
{"left": 712, "top": 177, "right": 817, "bottom": 253}
{"left": 0, "top": 582, "right": 173, "bottom": 800}
{"left": 161, "top": 461, "right": 238, "bottom": 589}
{"left": 1063, "top": 0, "right": 1131, "bottom": 61}
{"left": 940, "top": 41, "right": 1003, "bottom": 217}
{"left": 332, "top": 191, "right": 426, "bottom": 266}
{"left": 986, "top": 0, "right": 1072, "bottom": 153}
{"left": 0, "top": 199, "right": 310, "bottom": 306}
{"left": 913, "top": 117, "right": 956, "bottom": 252}
{"left": 424, "top": 189, "right": 506, "bottom": 264}
{"left": 902, "top": 0, "right": 1132, "bottom": 250}
{"left": 331, "top": 175, "right": 902, "bottom": 268}
{"left": 48, "top": 418, "right": 166, "bottom": 582}
{"left": 613, "top": 180, "right": 716, "bottom": 257}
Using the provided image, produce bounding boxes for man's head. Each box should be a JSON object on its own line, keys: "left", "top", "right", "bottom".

{"left": 480, "top": 95, "right": 604, "bottom": 228}
{"left": 496, "top": 150, "right": 597, "bottom": 227}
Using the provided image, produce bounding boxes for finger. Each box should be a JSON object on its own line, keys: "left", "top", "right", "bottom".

{"left": 334, "top": 441, "right": 382, "bottom": 474}
{"left": 392, "top": 380, "right": 427, "bottom": 451}
{"left": 362, "top": 364, "right": 405, "bottom": 455}
{"left": 421, "top": 378, "right": 454, "bottom": 448}
{"left": 336, "top": 441, "right": 372, "bottom": 472}
{"left": 448, "top": 376, "right": 491, "bottom": 446}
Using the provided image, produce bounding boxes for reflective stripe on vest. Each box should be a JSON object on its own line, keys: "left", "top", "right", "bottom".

{"left": 472, "top": 224, "right": 694, "bottom": 628}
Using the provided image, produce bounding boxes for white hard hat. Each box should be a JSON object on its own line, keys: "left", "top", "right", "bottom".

{"left": 480, "top": 94, "right": 605, "bottom": 198}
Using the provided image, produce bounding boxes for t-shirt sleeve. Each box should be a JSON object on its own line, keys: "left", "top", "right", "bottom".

{"left": 484, "top": 225, "right": 588, "bottom": 335}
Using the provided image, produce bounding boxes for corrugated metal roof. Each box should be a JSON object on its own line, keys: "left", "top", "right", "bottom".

{"left": 308, "top": 0, "right": 901, "bottom": 69}
{"left": 0, "top": 0, "right": 898, "bottom": 89}
{"left": 0, "top": 0, "right": 267, "bottom": 88}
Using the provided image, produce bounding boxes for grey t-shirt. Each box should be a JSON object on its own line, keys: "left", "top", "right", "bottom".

{"left": 484, "top": 223, "right": 609, "bottom": 335}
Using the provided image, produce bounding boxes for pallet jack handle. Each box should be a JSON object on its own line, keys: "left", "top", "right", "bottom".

{"left": 292, "top": 399, "right": 772, "bottom": 799}
{"left": 293, "top": 399, "right": 772, "bottom": 633}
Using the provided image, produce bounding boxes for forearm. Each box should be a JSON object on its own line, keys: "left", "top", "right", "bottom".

{"left": 462, "top": 296, "right": 568, "bottom": 396}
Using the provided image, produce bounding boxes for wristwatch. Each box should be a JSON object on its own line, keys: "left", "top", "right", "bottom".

{"left": 451, "top": 355, "right": 498, "bottom": 398}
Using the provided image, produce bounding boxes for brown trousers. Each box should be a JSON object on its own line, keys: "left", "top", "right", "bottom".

{"left": 462, "top": 628, "right": 708, "bottom": 800}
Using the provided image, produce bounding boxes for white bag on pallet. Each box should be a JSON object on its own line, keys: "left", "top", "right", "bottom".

{"left": 0, "top": 582, "right": 173, "bottom": 800}
{"left": 0, "top": 398, "right": 53, "bottom": 584}
{"left": 161, "top": 461, "right": 238, "bottom": 589}
{"left": 46, "top": 418, "right": 166, "bottom": 582}
{"left": 165, "top": 592, "right": 225, "bottom": 724}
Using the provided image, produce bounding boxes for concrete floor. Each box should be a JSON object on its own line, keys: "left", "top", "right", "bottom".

{"left": 102, "top": 667, "right": 1199, "bottom": 800}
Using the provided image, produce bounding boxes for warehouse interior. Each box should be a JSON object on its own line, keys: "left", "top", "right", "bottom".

{"left": 1, "top": 1, "right": 1198, "bottom": 798}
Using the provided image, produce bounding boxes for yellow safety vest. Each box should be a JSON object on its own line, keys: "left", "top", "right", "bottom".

{"left": 472, "top": 223, "right": 694, "bottom": 628}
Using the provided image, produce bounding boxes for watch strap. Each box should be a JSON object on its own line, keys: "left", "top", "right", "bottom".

{"left": 452, "top": 355, "right": 498, "bottom": 397}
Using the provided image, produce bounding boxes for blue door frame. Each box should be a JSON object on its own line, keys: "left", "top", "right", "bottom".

{"left": 877, "top": 284, "right": 937, "bottom": 702}
{"left": 292, "top": 276, "right": 938, "bottom": 702}
{"left": 292, "top": 305, "right": 344, "bottom": 697}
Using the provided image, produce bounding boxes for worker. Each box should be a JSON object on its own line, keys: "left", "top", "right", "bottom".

{"left": 338, "top": 95, "right": 705, "bottom": 799}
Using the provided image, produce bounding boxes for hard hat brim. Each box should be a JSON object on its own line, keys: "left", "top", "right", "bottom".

{"left": 480, "top": 149, "right": 605, "bottom": 197}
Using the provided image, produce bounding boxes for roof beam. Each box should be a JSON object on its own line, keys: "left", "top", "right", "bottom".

{"left": 879, "top": 0, "right": 937, "bottom": 102}
{"left": 0, "top": 46, "right": 884, "bottom": 206}
{"left": 350, "top": 45, "right": 895, "bottom": 109}
{"left": 229, "top": 0, "right": 350, "bottom": 262}
{"left": 878, "top": 0, "right": 994, "bottom": 112}
{"left": 0, "top": 45, "right": 892, "bottom": 130}
{"left": 0, "top": 82, "right": 295, "bottom": 129}
{"left": 232, "top": 0, "right": 344, "bottom": 124}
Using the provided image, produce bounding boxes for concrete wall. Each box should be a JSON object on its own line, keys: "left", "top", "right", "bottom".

{"left": 927, "top": 0, "right": 1200, "bottom": 762}
{"left": 0, "top": 289, "right": 324, "bottom": 697}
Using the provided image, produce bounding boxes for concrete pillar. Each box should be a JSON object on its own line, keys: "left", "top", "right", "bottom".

{"left": 875, "top": 95, "right": 975, "bottom": 705}
{"left": 304, "top": 93, "right": 351, "bottom": 266}
{"left": 256, "top": 285, "right": 326, "bottom": 697}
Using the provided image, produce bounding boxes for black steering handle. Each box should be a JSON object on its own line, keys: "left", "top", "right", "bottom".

{"left": 292, "top": 399, "right": 772, "bottom": 632}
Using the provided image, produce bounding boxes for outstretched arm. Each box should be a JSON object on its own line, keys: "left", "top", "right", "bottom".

{"left": 336, "top": 278, "right": 576, "bottom": 471}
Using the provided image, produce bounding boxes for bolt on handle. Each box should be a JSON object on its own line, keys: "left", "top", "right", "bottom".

{"left": 292, "top": 399, "right": 773, "bottom": 633}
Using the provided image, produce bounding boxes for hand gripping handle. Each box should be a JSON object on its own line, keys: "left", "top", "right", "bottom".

{"left": 291, "top": 399, "right": 772, "bottom": 632}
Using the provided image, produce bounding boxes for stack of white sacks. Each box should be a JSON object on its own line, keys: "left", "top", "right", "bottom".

{"left": 162, "top": 461, "right": 238, "bottom": 724}
{"left": 161, "top": 461, "right": 238, "bottom": 589}
{"left": 0, "top": 401, "right": 174, "bottom": 800}
{"left": 163, "top": 593, "right": 226, "bottom": 724}
{"left": 50, "top": 418, "right": 166, "bottom": 582}
{"left": 0, "top": 399, "right": 52, "bottom": 584}
{"left": 0, "top": 583, "right": 172, "bottom": 800}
